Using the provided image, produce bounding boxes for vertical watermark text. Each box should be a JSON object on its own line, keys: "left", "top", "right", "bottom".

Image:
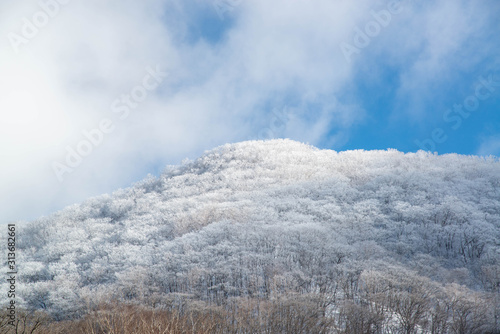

{"left": 6, "top": 224, "right": 17, "bottom": 327}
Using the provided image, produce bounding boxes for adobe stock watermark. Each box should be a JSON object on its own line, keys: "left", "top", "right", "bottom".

{"left": 213, "top": 0, "right": 242, "bottom": 20}
{"left": 257, "top": 106, "right": 291, "bottom": 140}
{"left": 7, "top": 0, "right": 71, "bottom": 54}
{"left": 340, "top": 0, "right": 418, "bottom": 64}
{"left": 415, "top": 73, "right": 500, "bottom": 152}
{"left": 52, "top": 65, "right": 167, "bottom": 183}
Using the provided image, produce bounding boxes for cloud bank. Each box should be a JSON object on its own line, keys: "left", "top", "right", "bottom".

{"left": 0, "top": 0, "right": 499, "bottom": 223}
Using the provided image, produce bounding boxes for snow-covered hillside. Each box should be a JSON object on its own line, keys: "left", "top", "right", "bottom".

{"left": 6, "top": 139, "right": 500, "bottom": 331}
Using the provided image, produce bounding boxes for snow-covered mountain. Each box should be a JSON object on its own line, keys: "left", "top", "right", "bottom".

{"left": 6, "top": 139, "right": 500, "bottom": 331}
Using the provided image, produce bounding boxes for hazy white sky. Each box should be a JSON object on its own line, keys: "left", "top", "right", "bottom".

{"left": 1, "top": 0, "right": 499, "bottom": 223}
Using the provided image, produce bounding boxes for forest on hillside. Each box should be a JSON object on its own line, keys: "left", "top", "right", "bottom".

{"left": 2, "top": 139, "right": 499, "bottom": 333}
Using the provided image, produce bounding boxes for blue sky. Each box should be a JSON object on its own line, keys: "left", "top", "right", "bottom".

{"left": 0, "top": 0, "right": 499, "bottom": 223}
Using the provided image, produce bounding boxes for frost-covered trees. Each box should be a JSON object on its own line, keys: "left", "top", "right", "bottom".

{"left": 5, "top": 139, "right": 499, "bottom": 332}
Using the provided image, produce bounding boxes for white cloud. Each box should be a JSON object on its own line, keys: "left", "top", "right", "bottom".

{"left": 477, "top": 136, "right": 500, "bottom": 157}
{"left": 0, "top": 0, "right": 498, "bottom": 223}
{"left": 389, "top": 0, "right": 500, "bottom": 120}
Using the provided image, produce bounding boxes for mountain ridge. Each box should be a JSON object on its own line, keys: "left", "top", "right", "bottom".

{"left": 5, "top": 139, "right": 500, "bottom": 331}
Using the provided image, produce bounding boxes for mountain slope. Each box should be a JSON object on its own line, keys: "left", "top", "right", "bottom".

{"left": 6, "top": 139, "right": 500, "bottom": 330}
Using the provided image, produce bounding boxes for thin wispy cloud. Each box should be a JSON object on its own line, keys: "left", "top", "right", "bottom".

{"left": 478, "top": 135, "right": 500, "bottom": 157}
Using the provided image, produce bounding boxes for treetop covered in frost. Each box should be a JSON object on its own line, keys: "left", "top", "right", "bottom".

{"left": 7, "top": 139, "right": 500, "bottom": 328}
